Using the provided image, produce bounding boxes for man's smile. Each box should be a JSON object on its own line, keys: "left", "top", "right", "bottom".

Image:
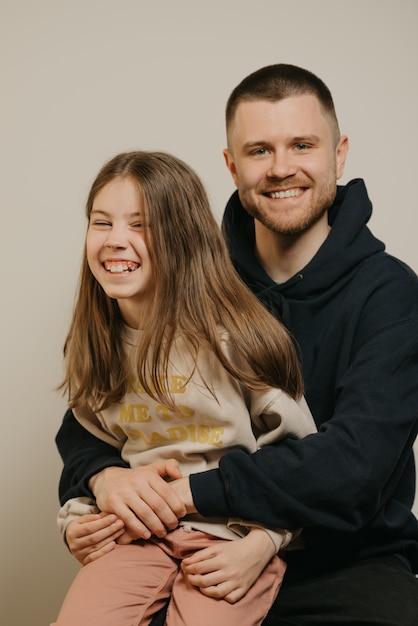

{"left": 265, "top": 188, "right": 305, "bottom": 199}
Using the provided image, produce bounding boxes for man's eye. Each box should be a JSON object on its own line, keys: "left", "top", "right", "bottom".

{"left": 252, "top": 148, "right": 269, "bottom": 156}
{"left": 295, "top": 143, "right": 309, "bottom": 151}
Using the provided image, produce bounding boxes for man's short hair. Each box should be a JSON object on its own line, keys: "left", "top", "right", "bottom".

{"left": 226, "top": 63, "right": 340, "bottom": 144}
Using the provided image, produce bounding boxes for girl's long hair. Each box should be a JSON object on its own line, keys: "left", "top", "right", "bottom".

{"left": 61, "top": 151, "right": 303, "bottom": 413}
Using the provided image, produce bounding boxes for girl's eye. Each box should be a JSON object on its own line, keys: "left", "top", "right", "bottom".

{"left": 133, "top": 220, "right": 151, "bottom": 229}
{"left": 92, "top": 221, "right": 111, "bottom": 227}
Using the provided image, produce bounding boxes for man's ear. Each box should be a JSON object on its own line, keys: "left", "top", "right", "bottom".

{"left": 336, "top": 135, "right": 349, "bottom": 180}
{"left": 223, "top": 148, "right": 238, "bottom": 187}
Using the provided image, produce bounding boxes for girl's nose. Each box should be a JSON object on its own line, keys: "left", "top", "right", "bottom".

{"left": 104, "top": 227, "right": 128, "bottom": 249}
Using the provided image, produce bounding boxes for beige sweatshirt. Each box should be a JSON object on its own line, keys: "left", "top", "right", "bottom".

{"left": 58, "top": 327, "right": 316, "bottom": 551}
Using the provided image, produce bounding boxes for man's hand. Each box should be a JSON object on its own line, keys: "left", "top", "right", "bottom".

{"left": 181, "top": 528, "right": 280, "bottom": 603}
{"left": 89, "top": 460, "right": 187, "bottom": 540}
{"left": 115, "top": 474, "right": 196, "bottom": 545}
{"left": 66, "top": 512, "right": 125, "bottom": 565}
{"left": 170, "top": 476, "right": 197, "bottom": 515}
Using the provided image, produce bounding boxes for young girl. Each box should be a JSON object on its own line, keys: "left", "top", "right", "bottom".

{"left": 53, "top": 151, "right": 316, "bottom": 626}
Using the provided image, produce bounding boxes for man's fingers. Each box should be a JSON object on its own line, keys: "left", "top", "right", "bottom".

{"left": 105, "top": 494, "right": 173, "bottom": 539}
{"left": 121, "top": 489, "right": 179, "bottom": 538}
{"left": 108, "top": 475, "right": 186, "bottom": 536}
{"left": 101, "top": 502, "right": 154, "bottom": 540}
{"left": 91, "top": 464, "right": 187, "bottom": 538}
{"left": 151, "top": 459, "right": 183, "bottom": 480}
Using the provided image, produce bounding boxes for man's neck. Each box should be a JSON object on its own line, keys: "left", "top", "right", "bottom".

{"left": 254, "top": 217, "right": 331, "bottom": 283}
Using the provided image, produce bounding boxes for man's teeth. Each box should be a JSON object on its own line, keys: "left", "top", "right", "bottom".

{"left": 269, "top": 189, "right": 303, "bottom": 199}
{"left": 104, "top": 262, "right": 138, "bottom": 273}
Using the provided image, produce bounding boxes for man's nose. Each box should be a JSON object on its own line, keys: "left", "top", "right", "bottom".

{"left": 267, "top": 150, "right": 296, "bottom": 179}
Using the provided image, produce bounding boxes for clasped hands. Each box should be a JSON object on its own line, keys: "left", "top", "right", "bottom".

{"left": 66, "top": 460, "right": 193, "bottom": 565}
{"left": 90, "top": 459, "right": 194, "bottom": 542}
{"left": 65, "top": 459, "right": 279, "bottom": 603}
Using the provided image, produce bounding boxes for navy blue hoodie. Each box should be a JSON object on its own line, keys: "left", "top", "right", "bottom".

{"left": 189, "top": 178, "right": 418, "bottom": 576}
{"left": 56, "top": 178, "right": 418, "bottom": 578}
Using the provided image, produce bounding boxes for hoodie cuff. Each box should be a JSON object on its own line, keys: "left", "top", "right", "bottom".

{"left": 189, "top": 468, "right": 231, "bottom": 518}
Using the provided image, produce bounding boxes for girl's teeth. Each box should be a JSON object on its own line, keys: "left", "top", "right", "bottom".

{"left": 109, "top": 265, "right": 128, "bottom": 273}
{"left": 105, "top": 262, "right": 138, "bottom": 273}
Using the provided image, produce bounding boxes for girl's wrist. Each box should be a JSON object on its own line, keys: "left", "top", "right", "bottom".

{"left": 245, "top": 526, "right": 277, "bottom": 559}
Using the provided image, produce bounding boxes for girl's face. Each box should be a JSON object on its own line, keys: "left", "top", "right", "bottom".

{"left": 87, "top": 175, "right": 154, "bottom": 328}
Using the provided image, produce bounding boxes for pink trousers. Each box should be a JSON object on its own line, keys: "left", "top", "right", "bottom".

{"left": 53, "top": 527, "right": 285, "bottom": 626}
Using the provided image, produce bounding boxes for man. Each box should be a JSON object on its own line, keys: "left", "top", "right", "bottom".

{"left": 56, "top": 64, "right": 418, "bottom": 624}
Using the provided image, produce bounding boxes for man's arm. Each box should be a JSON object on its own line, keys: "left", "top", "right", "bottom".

{"left": 56, "top": 409, "right": 128, "bottom": 505}
{"left": 56, "top": 410, "right": 187, "bottom": 538}
{"left": 189, "top": 302, "right": 418, "bottom": 533}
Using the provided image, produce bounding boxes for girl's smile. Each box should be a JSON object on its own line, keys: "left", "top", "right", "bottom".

{"left": 103, "top": 259, "right": 140, "bottom": 273}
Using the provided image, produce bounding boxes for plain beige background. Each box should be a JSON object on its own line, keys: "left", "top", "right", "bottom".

{"left": 1, "top": 1, "right": 417, "bottom": 624}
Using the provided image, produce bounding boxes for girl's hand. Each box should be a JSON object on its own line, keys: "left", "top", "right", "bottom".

{"left": 65, "top": 512, "right": 125, "bottom": 565}
{"left": 181, "top": 528, "right": 280, "bottom": 603}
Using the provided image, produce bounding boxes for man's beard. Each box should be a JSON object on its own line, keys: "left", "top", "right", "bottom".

{"left": 240, "top": 177, "right": 337, "bottom": 236}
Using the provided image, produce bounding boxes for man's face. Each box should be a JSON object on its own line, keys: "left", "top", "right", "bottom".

{"left": 224, "top": 95, "right": 348, "bottom": 236}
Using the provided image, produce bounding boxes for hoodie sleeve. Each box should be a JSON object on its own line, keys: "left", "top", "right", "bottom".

{"left": 56, "top": 409, "right": 129, "bottom": 505}
{"left": 190, "top": 264, "right": 418, "bottom": 534}
{"left": 223, "top": 390, "right": 316, "bottom": 552}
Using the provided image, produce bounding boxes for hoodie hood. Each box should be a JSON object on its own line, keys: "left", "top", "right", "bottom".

{"left": 222, "top": 179, "right": 385, "bottom": 320}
